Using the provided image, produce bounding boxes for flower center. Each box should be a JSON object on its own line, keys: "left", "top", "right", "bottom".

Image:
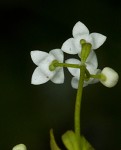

{"left": 80, "top": 39, "right": 92, "bottom": 63}
{"left": 49, "top": 60, "right": 58, "bottom": 71}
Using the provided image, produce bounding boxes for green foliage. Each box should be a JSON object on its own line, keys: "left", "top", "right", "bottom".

{"left": 50, "top": 129, "right": 61, "bottom": 150}
{"left": 62, "top": 130, "right": 95, "bottom": 150}
{"left": 50, "top": 129, "right": 95, "bottom": 150}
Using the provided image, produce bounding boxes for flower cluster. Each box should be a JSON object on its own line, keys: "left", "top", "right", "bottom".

{"left": 11, "top": 21, "right": 119, "bottom": 150}
{"left": 31, "top": 21, "right": 119, "bottom": 88}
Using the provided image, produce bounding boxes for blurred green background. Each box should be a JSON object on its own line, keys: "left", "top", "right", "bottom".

{"left": 0, "top": 0, "right": 121, "bottom": 150}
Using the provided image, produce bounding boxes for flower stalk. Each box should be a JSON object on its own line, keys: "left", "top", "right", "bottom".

{"left": 49, "top": 61, "right": 81, "bottom": 70}
{"left": 74, "top": 63, "right": 86, "bottom": 136}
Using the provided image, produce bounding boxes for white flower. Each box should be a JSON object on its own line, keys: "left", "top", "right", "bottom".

{"left": 61, "top": 21, "right": 107, "bottom": 54}
{"left": 66, "top": 51, "right": 100, "bottom": 88}
{"left": 100, "top": 67, "right": 119, "bottom": 88}
{"left": 31, "top": 49, "right": 64, "bottom": 85}
{"left": 12, "top": 144, "right": 27, "bottom": 150}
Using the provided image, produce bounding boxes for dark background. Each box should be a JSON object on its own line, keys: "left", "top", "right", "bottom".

{"left": 0, "top": 0, "right": 121, "bottom": 150}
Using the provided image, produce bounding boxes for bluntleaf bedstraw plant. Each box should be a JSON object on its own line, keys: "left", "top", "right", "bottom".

{"left": 12, "top": 21, "right": 119, "bottom": 150}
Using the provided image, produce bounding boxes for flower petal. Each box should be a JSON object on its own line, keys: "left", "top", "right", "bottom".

{"left": 71, "top": 77, "right": 93, "bottom": 89}
{"left": 83, "top": 82, "right": 89, "bottom": 87}
{"left": 86, "top": 50, "right": 98, "bottom": 73}
{"left": 31, "top": 67, "right": 50, "bottom": 85}
{"left": 30, "top": 50, "right": 48, "bottom": 66}
{"left": 85, "top": 78, "right": 97, "bottom": 85}
{"left": 71, "top": 77, "right": 89, "bottom": 89}
{"left": 51, "top": 68, "right": 64, "bottom": 84}
{"left": 71, "top": 77, "right": 79, "bottom": 89}
{"left": 72, "top": 21, "right": 89, "bottom": 37}
{"left": 65, "top": 58, "right": 80, "bottom": 77}
{"left": 38, "top": 54, "right": 56, "bottom": 78}
{"left": 31, "top": 54, "right": 56, "bottom": 85}
{"left": 61, "top": 38, "right": 78, "bottom": 54}
{"left": 90, "top": 33, "right": 107, "bottom": 49}
{"left": 49, "top": 49, "right": 64, "bottom": 62}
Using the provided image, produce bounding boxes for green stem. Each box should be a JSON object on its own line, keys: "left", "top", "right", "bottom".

{"left": 55, "top": 62, "right": 80, "bottom": 69}
{"left": 50, "top": 60, "right": 87, "bottom": 136}
{"left": 49, "top": 61, "right": 81, "bottom": 71}
{"left": 90, "top": 74, "right": 106, "bottom": 81}
{"left": 90, "top": 74, "right": 101, "bottom": 79}
{"left": 74, "top": 63, "right": 86, "bottom": 136}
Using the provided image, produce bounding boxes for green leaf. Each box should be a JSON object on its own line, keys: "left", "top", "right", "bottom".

{"left": 62, "top": 130, "right": 80, "bottom": 150}
{"left": 50, "top": 129, "right": 61, "bottom": 150}
{"left": 62, "top": 130, "right": 95, "bottom": 150}
{"left": 80, "top": 136, "right": 95, "bottom": 150}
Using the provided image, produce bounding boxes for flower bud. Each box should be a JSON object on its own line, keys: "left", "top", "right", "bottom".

{"left": 100, "top": 67, "right": 119, "bottom": 88}
{"left": 12, "top": 144, "right": 27, "bottom": 150}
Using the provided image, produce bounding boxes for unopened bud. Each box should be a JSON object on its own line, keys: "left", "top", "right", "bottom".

{"left": 100, "top": 67, "right": 119, "bottom": 88}
{"left": 12, "top": 144, "right": 27, "bottom": 150}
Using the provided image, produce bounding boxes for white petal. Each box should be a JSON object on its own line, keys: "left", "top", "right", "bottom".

{"left": 72, "top": 21, "right": 89, "bottom": 37}
{"left": 83, "top": 82, "right": 89, "bottom": 87}
{"left": 49, "top": 49, "right": 64, "bottom": 62}
{"left": 38, "top": 54, "right": 56, "bottom": 78}
{"left": 31, "top": 54, "right": 56, "bottom": 85}
{"left": 51, "top": 68, "right": 64, "bottom": 84}
{"left": 31, "top": 67, "right": 50, "bottom": 85}
{"left": 73, "top": 36, "right": 82, "bottom": 54}
{"left": 86, "top": 50, "right": 98, "bottom": 73}
{"left": 90, "top": 33, "right": 107, "bottom": 49}
{"left": 30, "top": 50, "right": 48, "bottom": 66}
{"left": 65, "top": 58, "right": 80, "bottom": 77}
{"left": 85, "top": 78, "right": 97, "bottom": 86}
{"left": 71, "top": 77, "right": 79, "bottom": 89}
{"left": 12, "top": 144, "right": 27, "bottom": 150}
{"left": 71, "top": 77, "right": 90, "bottom": 89}
{"left": 61, "top": 38, "right": 78, "bottom": 54}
